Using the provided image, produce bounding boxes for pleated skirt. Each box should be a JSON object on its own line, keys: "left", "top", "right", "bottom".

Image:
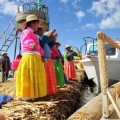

{"left": 64, "top": 61, "right": 76, "bottom": 79}
{"left": 16, "top": 54, "right": 47, "bottom": 98}
{"left": 53, "top": 60, "right": 65, "bottom": 87}
{"left": 44, "top": 58, "right": 57, "bottom": 95}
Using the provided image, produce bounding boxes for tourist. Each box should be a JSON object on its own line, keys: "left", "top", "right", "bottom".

{"left": 64, "top": 44, "right": 78, "bottom": 80}
{"left": 16, "top": 14, "right": 47, "bottom": 101}
{"left": 36, "top": 25, "right": 57, "bottom": 95}
{"left": 37, "top": 0, "right": 43, "bottom": 10}
{"left": 1, "top": 52, "right": 11, "bottom": 82}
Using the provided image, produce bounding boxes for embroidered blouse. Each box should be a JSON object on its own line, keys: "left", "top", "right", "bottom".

{"left": 21, "top": 28, "right": 44, "bottom": 56}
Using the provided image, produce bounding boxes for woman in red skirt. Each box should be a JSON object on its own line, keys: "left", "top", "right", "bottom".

{"left": 64, "top": 44, "right": 78, "bottom": 80}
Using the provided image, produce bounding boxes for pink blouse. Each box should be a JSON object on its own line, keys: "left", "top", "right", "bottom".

{"left": 21, "top": 28, "right": 44, "bottom": 56}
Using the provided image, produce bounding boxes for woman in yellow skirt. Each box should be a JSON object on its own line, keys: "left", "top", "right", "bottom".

{"left": 16, "top": 14, "right": 47, "bottom": 101}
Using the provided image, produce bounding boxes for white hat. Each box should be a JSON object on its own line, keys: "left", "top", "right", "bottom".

{"left": 65, "top": 44, "right": 72, "bottom": 49}
{"left": 55, "top": 41, "right": 61, "bottom": 46}
{"left": 1, "top": 52, "right": 7, "bottom": 55}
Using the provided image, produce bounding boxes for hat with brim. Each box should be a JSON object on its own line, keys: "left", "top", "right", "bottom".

{"left": 55, "top": 41, "right": 61, "bottom": 46}
{"left": 65, "top": 44, "right": 72, "bottom": 49}
{"left": 1, "top": 52, "right": 7, "bottom": 55}
{"left": 22, "top": 14, "right": 44, "bottom": 29}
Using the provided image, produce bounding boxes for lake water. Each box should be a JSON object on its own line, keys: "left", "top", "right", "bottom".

{"left": 81, "top": 78, "right": 119, "bottom": 106}
{"left": 80, "top": 79, "right": 98, "bottom": 106}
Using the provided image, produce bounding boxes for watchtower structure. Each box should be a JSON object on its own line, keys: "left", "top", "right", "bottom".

{"left": 0, "top": 0, "right": 49, "bottom": 58}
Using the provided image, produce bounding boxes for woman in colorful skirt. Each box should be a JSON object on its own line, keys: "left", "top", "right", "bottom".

{"left": 64, "top": 44, "right": 78, "bottom": 80}
{"left": 36, "top": 26, "right": 57, "bottom": 95}
{"left": 16, "top": 14, "right": 47, "bottom": 101}
{"left": 55, "top": 41, "right": 68, "bottom": 83}
{"left": 48, "top": 34, "right": 65, "bottom": 87}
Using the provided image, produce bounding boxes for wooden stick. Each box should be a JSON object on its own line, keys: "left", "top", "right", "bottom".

{"left": 107, "top": 89, "right": 120, "bottom": 118}
{"left": 103, "top": 33, "right": 120, "bottom": 50}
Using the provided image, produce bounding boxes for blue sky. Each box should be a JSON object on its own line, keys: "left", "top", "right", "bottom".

{"left": 0, "top": 0, "right": 120, "bottom": 60}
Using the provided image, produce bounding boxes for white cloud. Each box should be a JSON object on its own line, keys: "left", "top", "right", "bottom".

{"left": 72, "top": 0, "right": 81, "bottom": 9}
{"left": 82, "top": 23, "right": 97, "bottom": 29}
{"left": 89, "top": 0, "right": 120, "bottom": 29}
{"left": 60, "top": 0, "right": 81, "bottom": 9}
{"left": 58, "top": 6, "right": 70, "bottom": 13}
{"left": 0, "top": 0, "right": 34, "bottom": 16}
{"left": 99, "top": 18, "right": 115, "bottom": 29}
{"left": 99, "top": 10, "right": 120, "bottom": 29}
{"left": 90, "top": 0, "right": 118, "bottom": 16}
{"left": 15, "top": 0, "right": 31, "bottom": 3}
{"left": 75, "top": 10, "right": 85, "bottom": 21}
{"left": 60, "top": 0, "right": 69, "bottom": 4}
{"left": 0, "top": 0, "right": 18, "bottom": 16}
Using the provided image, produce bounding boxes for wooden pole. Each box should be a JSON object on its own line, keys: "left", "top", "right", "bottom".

{"left": 97, "top": 32, "right": 109, "bottom": 118}
{"left": 104, "top": 35, "right": 120, "bottom": 50}
{"left": 107, "top": 89, "right": 120, "bottom": 118}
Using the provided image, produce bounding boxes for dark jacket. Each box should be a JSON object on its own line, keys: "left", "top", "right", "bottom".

{"left": 2, "top": 56, "right": 11, "bottom": 72}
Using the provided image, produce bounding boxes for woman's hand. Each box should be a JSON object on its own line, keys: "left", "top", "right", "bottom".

{"left": 44, "top": 29, "right": 56, "bottom": 37}
{"left": 51, "top": 32, "right": 57, "bottom": 41}
{"left": 50, "top": 29, "right": 56, "bottom": 35}
{"left": 30, "top": 43, "right": 37, "bottom": 50}
{"left": 44, "top": 31, "right": 51, "bottom": 37}
{"left": 67, "top": 52, "right": 74, "bottom": 57}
